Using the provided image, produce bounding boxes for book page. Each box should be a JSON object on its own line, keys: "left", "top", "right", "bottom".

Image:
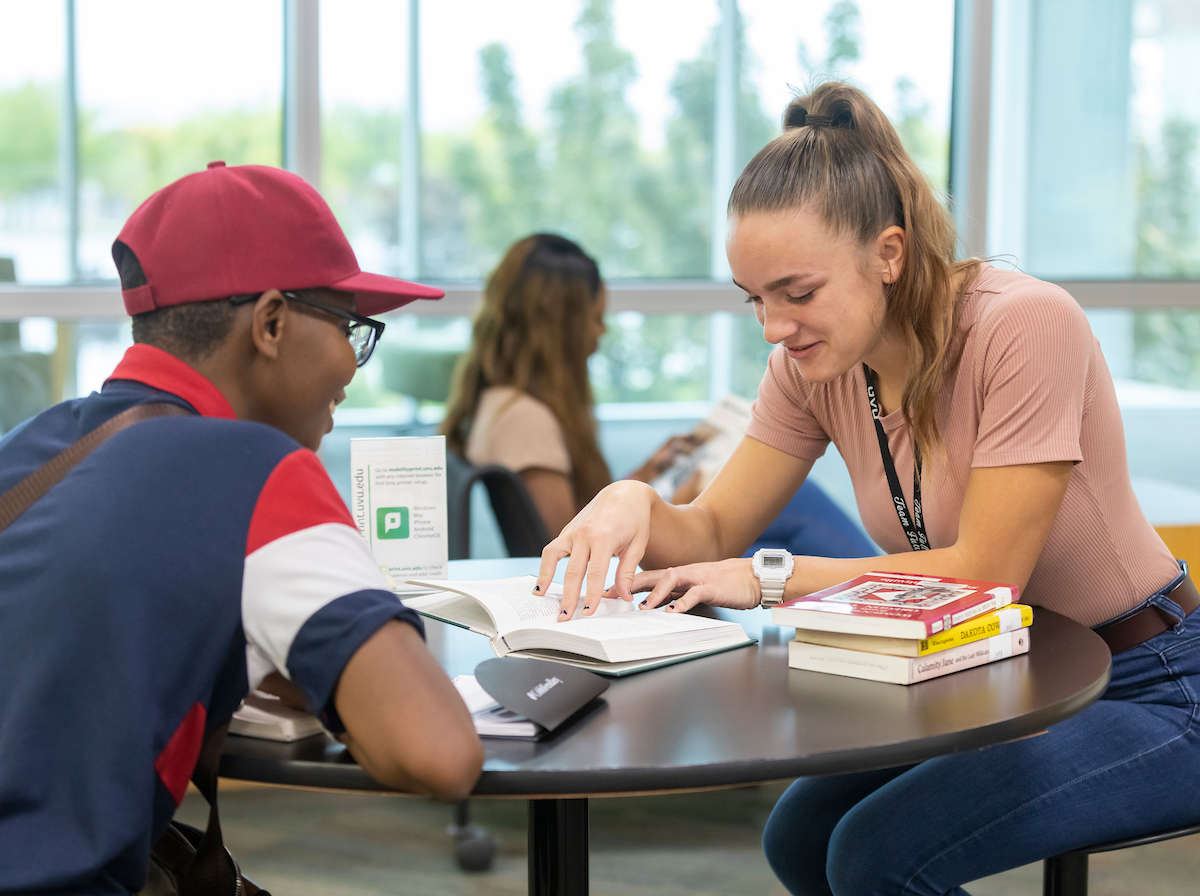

{"left": 548, "top": 606, "right": 731, "bottom": 637}
{"left": 406, "top": 576, "right": 630, "bottom": 634}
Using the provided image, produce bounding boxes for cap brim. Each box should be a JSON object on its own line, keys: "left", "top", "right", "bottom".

{"left": 331, "top": 270, "right": 444, "bottom": 316}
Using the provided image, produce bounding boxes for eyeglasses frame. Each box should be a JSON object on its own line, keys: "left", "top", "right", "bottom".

{"left": 228, "top": 290, "right": 386, "bottom": 367}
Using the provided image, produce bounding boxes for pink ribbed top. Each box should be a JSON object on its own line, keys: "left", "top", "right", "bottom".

{"left": 746, "top": 263, "right": 1176, "bottom": 626}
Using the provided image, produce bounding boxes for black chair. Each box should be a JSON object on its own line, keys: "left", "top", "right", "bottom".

{"left": 446, "top": 451, "right": 551, "bottom": 561}
{"left": 442, "top": 452, "right": 551, "bottom": 871}
{"left": 1043, "top": 821, "right": 1200, "bottom": 895}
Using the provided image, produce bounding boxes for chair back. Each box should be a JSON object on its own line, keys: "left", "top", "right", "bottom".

{"left": 446, "top": 452, "right": 551, "bottom": 560}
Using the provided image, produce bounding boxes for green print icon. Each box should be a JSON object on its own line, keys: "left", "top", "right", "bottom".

{"left": 376, "top": 507, "right": 409, "bottom": 539}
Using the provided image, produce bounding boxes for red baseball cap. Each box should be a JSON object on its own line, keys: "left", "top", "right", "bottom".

{"left": 113, "top": 161, "right": 443, "bottom": 316}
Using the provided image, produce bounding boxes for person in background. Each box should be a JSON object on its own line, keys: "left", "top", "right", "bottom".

{"left": 442, "top": 233, "right": 615, "bottom": 536}
{"left": 0, "top": 162, "right": 483, "bottom": 895}
{"left": 440, "top": 233, "right": 874, "bottom": 559}
{"left": 536, "top": 82, "right": 1200, "bottom": 895}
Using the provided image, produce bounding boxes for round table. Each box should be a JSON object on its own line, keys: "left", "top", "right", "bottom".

{"left": 221, "top": 558, "right": 1112, "bottom": 895}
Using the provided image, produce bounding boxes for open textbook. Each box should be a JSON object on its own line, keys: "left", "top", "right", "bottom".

{"left": 403, "top": 576, "right": 754, "bottom": 675}
{"left": 649, "top": 393, "right": 753, "bottom": 499}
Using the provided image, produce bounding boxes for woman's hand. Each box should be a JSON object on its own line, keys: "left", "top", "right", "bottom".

{"left": 535, "top": 480, "right": 659, "bottom": 619}
{"left": 632, "top": 558, "right": 762, "bottom": 613}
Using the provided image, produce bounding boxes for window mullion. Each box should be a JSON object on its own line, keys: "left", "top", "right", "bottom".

{"left": 949, "top": 0, "right": 994, "bottom": 259}
{"left": 62, "top": 0, "right": 79, "bottom": 283}
{"left": 284, "top": 0, "right": 321, "bottom": 187}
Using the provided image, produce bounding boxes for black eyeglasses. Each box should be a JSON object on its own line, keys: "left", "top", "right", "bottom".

{"left": 229, "top": 291, "right": 386, "bottom": 367}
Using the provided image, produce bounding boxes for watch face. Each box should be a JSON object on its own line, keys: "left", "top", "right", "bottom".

{"left": 762, "top": 555, "right": 784, "bottom": 568}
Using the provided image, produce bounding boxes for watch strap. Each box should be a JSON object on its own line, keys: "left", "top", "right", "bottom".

{"left": 759, "top": 580, "right": 787, "bottom": 608}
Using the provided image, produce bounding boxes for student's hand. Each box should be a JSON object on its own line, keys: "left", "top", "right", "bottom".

{"left": 632, "top": 558, "right": 762, "bottom": 613}
{"left": 535, "top": 480, "right": 658, "bottom": 619}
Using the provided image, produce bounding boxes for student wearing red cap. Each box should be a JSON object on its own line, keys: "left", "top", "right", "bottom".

{"left": 0, "top": 162, "right": 483, "bottom": 894}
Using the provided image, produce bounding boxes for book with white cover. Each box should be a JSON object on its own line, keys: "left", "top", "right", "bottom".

{"left": 404, "top": 576, "right": 754, "bottom": 675}
{"left": 788, "top": 629, "right": 1031, "bottom": 685}
{"left": 230, "top": 690, "right": 325, "bottom": 742}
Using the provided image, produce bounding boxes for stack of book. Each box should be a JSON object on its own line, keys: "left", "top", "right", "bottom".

{"left": 770, "top": 572, "right": 1032, "bottom": 684}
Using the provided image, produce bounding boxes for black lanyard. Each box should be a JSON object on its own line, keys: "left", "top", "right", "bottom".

{"left": 863, "top": 364, "right": 930, "bottom": 552}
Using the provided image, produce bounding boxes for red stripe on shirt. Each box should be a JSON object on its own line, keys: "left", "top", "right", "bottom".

{"left": 245, "top": 448, "right": 356, "bottom": 555}
{"left": 105, "top": 344, "right": 237, "bottom": 419}
{"left": 155, "top": 702, "right": 207, "bottom": 806}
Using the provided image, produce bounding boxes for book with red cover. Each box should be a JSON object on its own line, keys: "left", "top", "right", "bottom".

{"left": 770, "top": 572, "right": 1019, "bottom": 639}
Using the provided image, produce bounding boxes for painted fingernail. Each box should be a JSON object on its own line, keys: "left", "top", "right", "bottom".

{"left": 533, "top": 585, "right": 541, "bottom": 592}
{"left": 640, "top": 599, "right": 648, "bottom": 607}
{"left": 559, "top": 609, "right": 569, "bottom": 617}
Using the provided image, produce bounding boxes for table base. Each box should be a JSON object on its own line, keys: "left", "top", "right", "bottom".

{"left": 529, "top": 798, "right": 588, "bottom": 895}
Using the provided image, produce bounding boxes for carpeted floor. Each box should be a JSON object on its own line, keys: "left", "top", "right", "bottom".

{"left": 177, "top": 781, "right": 1200, "bottom": 895}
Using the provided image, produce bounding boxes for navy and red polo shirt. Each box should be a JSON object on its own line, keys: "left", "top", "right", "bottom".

{"left": 0, "top": 344, "right": 422, "bottom": 895}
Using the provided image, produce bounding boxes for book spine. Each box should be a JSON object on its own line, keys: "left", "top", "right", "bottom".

{"left": 788, "top": 641, "right": 911, "bottom": 682}
{"left": 917, "top": 605, "right": 1033, "bottom": 655}
{"left": 908, "top": 630, "right": 1030, "bottom": 682}
{"left": 772, "top": 593, "right": 1015, "bottom": 638}
{"left": 789, "top": 629, "right": 1030, "bottom": 684}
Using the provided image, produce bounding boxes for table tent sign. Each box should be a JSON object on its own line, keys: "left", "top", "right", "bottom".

{"left": 350, "top": 436, "right": 448, "bottom": 593}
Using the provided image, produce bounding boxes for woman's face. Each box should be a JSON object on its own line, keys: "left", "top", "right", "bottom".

{"left": 586, "top": 287, "right": 608, "bottom": 356}
{"left": 727, "top": 207, "right": 896, "bottom": 384}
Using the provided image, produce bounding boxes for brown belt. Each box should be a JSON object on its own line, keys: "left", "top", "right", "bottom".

{"left": 1092, "top": 572, "right": 1200, "bottom": 655}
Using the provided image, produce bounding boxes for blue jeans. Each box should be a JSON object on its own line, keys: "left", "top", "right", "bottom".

{"left": 762, "top": 596, "right": 1200, "bottom": 896}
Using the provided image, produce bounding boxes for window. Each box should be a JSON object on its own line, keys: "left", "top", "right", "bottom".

{"left": 985, "top": 0, "right": 1200, "bottom": 531}
{"left": 988, "top": 0, "right": 1200, "bottom": 280}
{"left": 74, "top": 1, "right": 284, "bottom": 280}
{"left": 0, "top": 1, "right": 67, "bottom": 284}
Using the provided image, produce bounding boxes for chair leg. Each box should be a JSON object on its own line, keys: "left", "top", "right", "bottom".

{"left": 448, "top": 798, "right": 499, "bottom": 872}
{"left": 1043, "top": 853, "right": 1088, "bottom": 896}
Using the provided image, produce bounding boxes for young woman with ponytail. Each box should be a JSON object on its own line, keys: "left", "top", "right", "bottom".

{"left": 535, "top": 83, "right": 1200, "bottom": 894}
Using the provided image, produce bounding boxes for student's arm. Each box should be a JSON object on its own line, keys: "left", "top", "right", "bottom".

{"left": 334, "top": 620, "right": 484, "bottom": 802}
{"left": 536, "top": 436, "right": 813, "bottom": 616}
{"left": 634, "top": 461, "right": 1073, "bottom": 612}
{"left": 240, "top": 449, "right": 482, "bottom": 803}
{"left": 520, "top": 467, "right": 577, "bottom": 537}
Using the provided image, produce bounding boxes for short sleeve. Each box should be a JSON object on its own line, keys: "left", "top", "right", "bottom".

{"left": 466, "top": 389, "right": 572, "bottom": 475}
{"left": 970, "top": 286, "right": 1092, "bottom": 468}
{"left": 240, "top": 448, "right": 424, "bottom": 732}
{"left": 744, "top": 345, "right": 832, "bottom": 459}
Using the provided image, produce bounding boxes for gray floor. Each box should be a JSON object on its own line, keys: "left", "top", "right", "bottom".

{"left": 179, "top": 781, "right": 1200, "bottom": 895}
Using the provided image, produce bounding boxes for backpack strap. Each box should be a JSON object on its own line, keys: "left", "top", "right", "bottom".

{"left": 0, "top": 401, "right": 192, "bottom": 533}
{"left": 179, "top": 722, "right": 241, "bottom": 896}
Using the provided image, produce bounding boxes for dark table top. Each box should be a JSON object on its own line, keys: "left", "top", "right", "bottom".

{"left": 220, "top": 560, "right": 1112, "bottom": 797}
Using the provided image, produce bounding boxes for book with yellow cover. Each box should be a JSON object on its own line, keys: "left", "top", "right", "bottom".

{"left": 792, "top": 605, "right": 1033, "bottom": 657}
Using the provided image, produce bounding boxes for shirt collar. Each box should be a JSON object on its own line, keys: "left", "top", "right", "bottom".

{"left": 104, "top": 344, "right": 237, "bottom": 420}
